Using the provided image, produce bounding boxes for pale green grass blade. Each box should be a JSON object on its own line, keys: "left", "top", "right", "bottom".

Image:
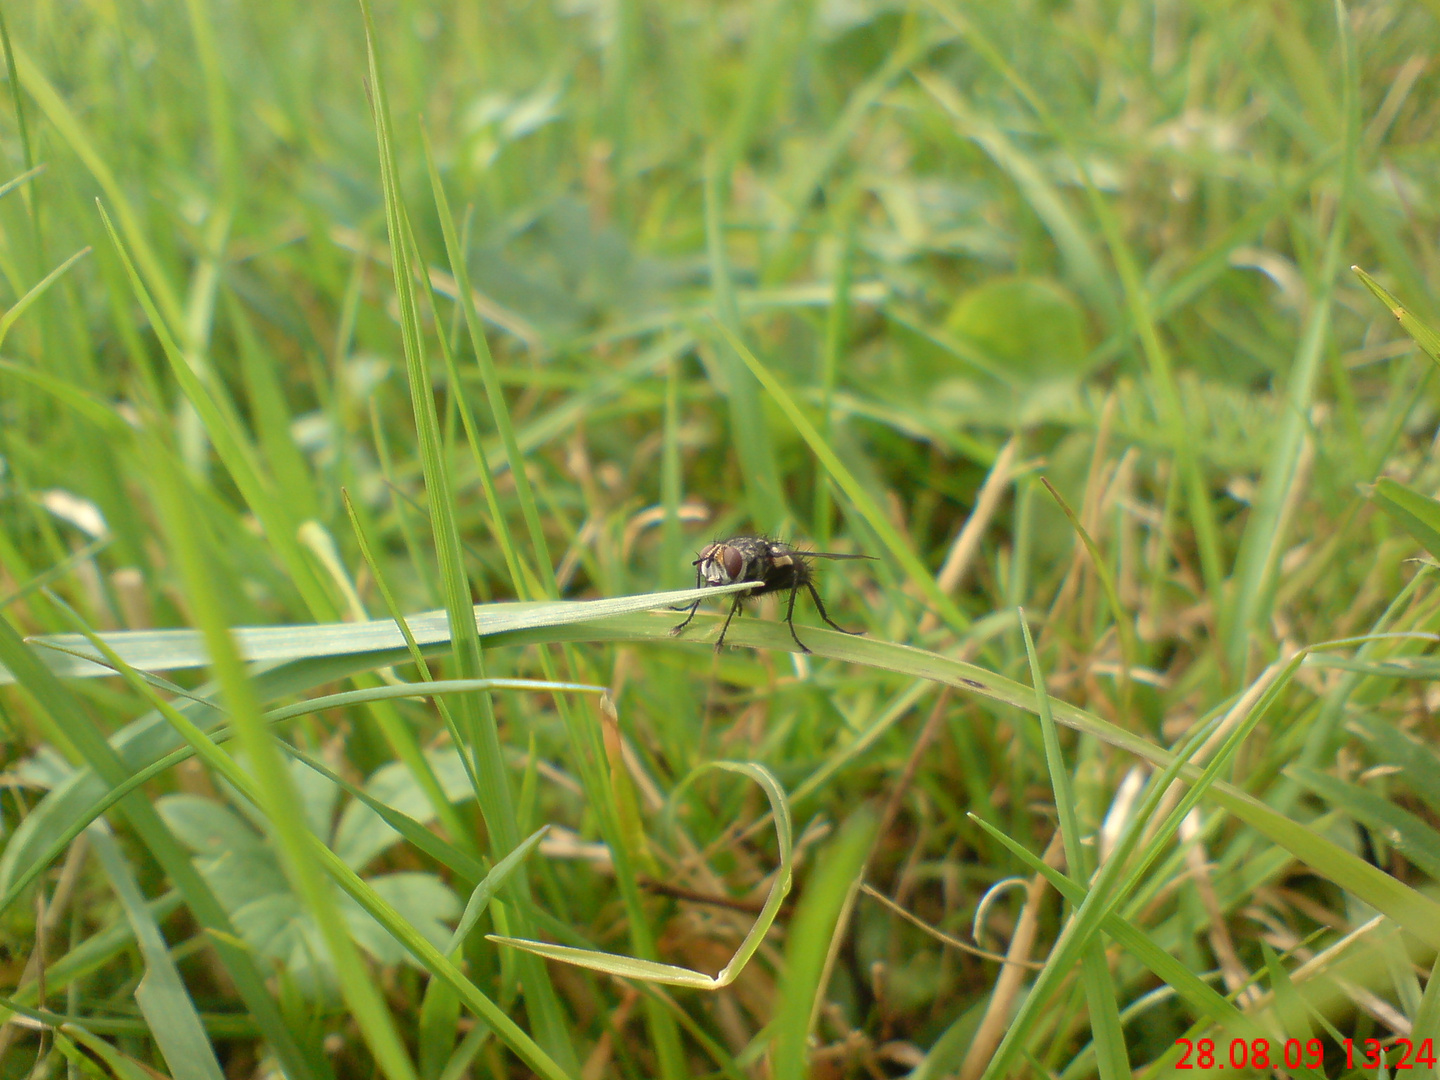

{"left": 482, "top": 941, "right": 730, "bottom": 990}
{"left": 0, "top": 165, "right": 43, "bottom": 204}
{"left": 690, "top": 762, "right": 795, "bottom": 983}
{"left": 446, "top": 825, "right": 550, "bottom": 954}
{"left": 90, "top": 829, "right": 227, "bottom": 1080}
{"left": 8, "top": 582, "right": 756, "bottom": 682}
{"left": 0, "top": 244, "right": 89, "bottom": 350}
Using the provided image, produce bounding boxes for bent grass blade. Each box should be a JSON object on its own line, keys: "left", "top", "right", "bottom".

{"left": 490, "top": 762, "right": 792, "bottom": 990}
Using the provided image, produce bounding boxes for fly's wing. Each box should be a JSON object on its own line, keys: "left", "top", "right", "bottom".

{"left": 803, "top": 551, "right": 878, "bottom": 561}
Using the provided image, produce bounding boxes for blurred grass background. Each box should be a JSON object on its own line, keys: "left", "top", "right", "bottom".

{"left": 3, "top": 0, "right": 1440, "bottom": 1076}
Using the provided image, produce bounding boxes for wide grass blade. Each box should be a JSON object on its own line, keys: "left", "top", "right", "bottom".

{"left": 8, "top": 582, "right": 757, "bottom": 682}
{"left": 766, "top": 806, "right": 877, "bottom": 1077}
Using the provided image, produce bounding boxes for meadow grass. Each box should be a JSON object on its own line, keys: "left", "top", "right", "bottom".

{"left": 2, "top": 0, "right": 1440, "bottom": 1077}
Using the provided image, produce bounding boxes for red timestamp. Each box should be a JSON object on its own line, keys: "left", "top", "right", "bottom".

{"left": 1174, "top": 1036, "right": 1437, "bottom": 1070}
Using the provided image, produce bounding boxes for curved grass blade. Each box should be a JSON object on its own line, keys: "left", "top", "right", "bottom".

{"left": 490, "top": 761, "right": 793, "bottom": 989}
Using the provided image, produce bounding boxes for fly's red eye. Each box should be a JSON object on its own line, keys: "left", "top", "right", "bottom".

{"left": 721, "top": 545, "right": 745, "bottom": 581}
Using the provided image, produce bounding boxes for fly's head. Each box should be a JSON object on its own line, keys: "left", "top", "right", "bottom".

{"left": 695, "top": 541, "right": 751, "bottom": 586}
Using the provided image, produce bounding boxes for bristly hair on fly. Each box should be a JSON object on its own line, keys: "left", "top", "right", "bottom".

{"left": 670, "top": 536, "right": 875, "bottom": 653}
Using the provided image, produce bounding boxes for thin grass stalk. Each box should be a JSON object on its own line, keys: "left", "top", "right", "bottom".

{"left": 355, "top": 0, "right": 577, "bottom": 1067}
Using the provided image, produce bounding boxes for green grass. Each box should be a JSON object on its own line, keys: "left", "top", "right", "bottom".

{"left": 3, "top": 0, "right": 1440, "bottom": 1077}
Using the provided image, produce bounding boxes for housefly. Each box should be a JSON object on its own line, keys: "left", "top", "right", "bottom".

{"left": 670, "top": 536, "right": 874, "bottom": 653}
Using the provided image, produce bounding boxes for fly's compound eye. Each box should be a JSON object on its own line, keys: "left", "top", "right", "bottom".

{"left": 697, "top": 544, "right": 734, "bottom": 585}
{"left": 720, "top": 544, "right": 746, "bottom": 582}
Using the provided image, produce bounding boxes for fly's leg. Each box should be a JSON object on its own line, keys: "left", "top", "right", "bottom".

{"left": 670, "top": 599, "right": 703, "bottom": 636}
{"left": 670, "top": 566, "right": 706, "bottom": 627}
{"left": 806, "top": 581, "right": 863, "bottom": 636}
{"left": 713, "top": 595, "right": 745, "bottom": 652}
{"left": 783, "top": 584, "right": 817, "bottom": 650}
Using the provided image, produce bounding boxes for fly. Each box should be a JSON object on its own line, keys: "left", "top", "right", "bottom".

{"left": 670, "top": 536, "right": 874, "bottom": 653}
